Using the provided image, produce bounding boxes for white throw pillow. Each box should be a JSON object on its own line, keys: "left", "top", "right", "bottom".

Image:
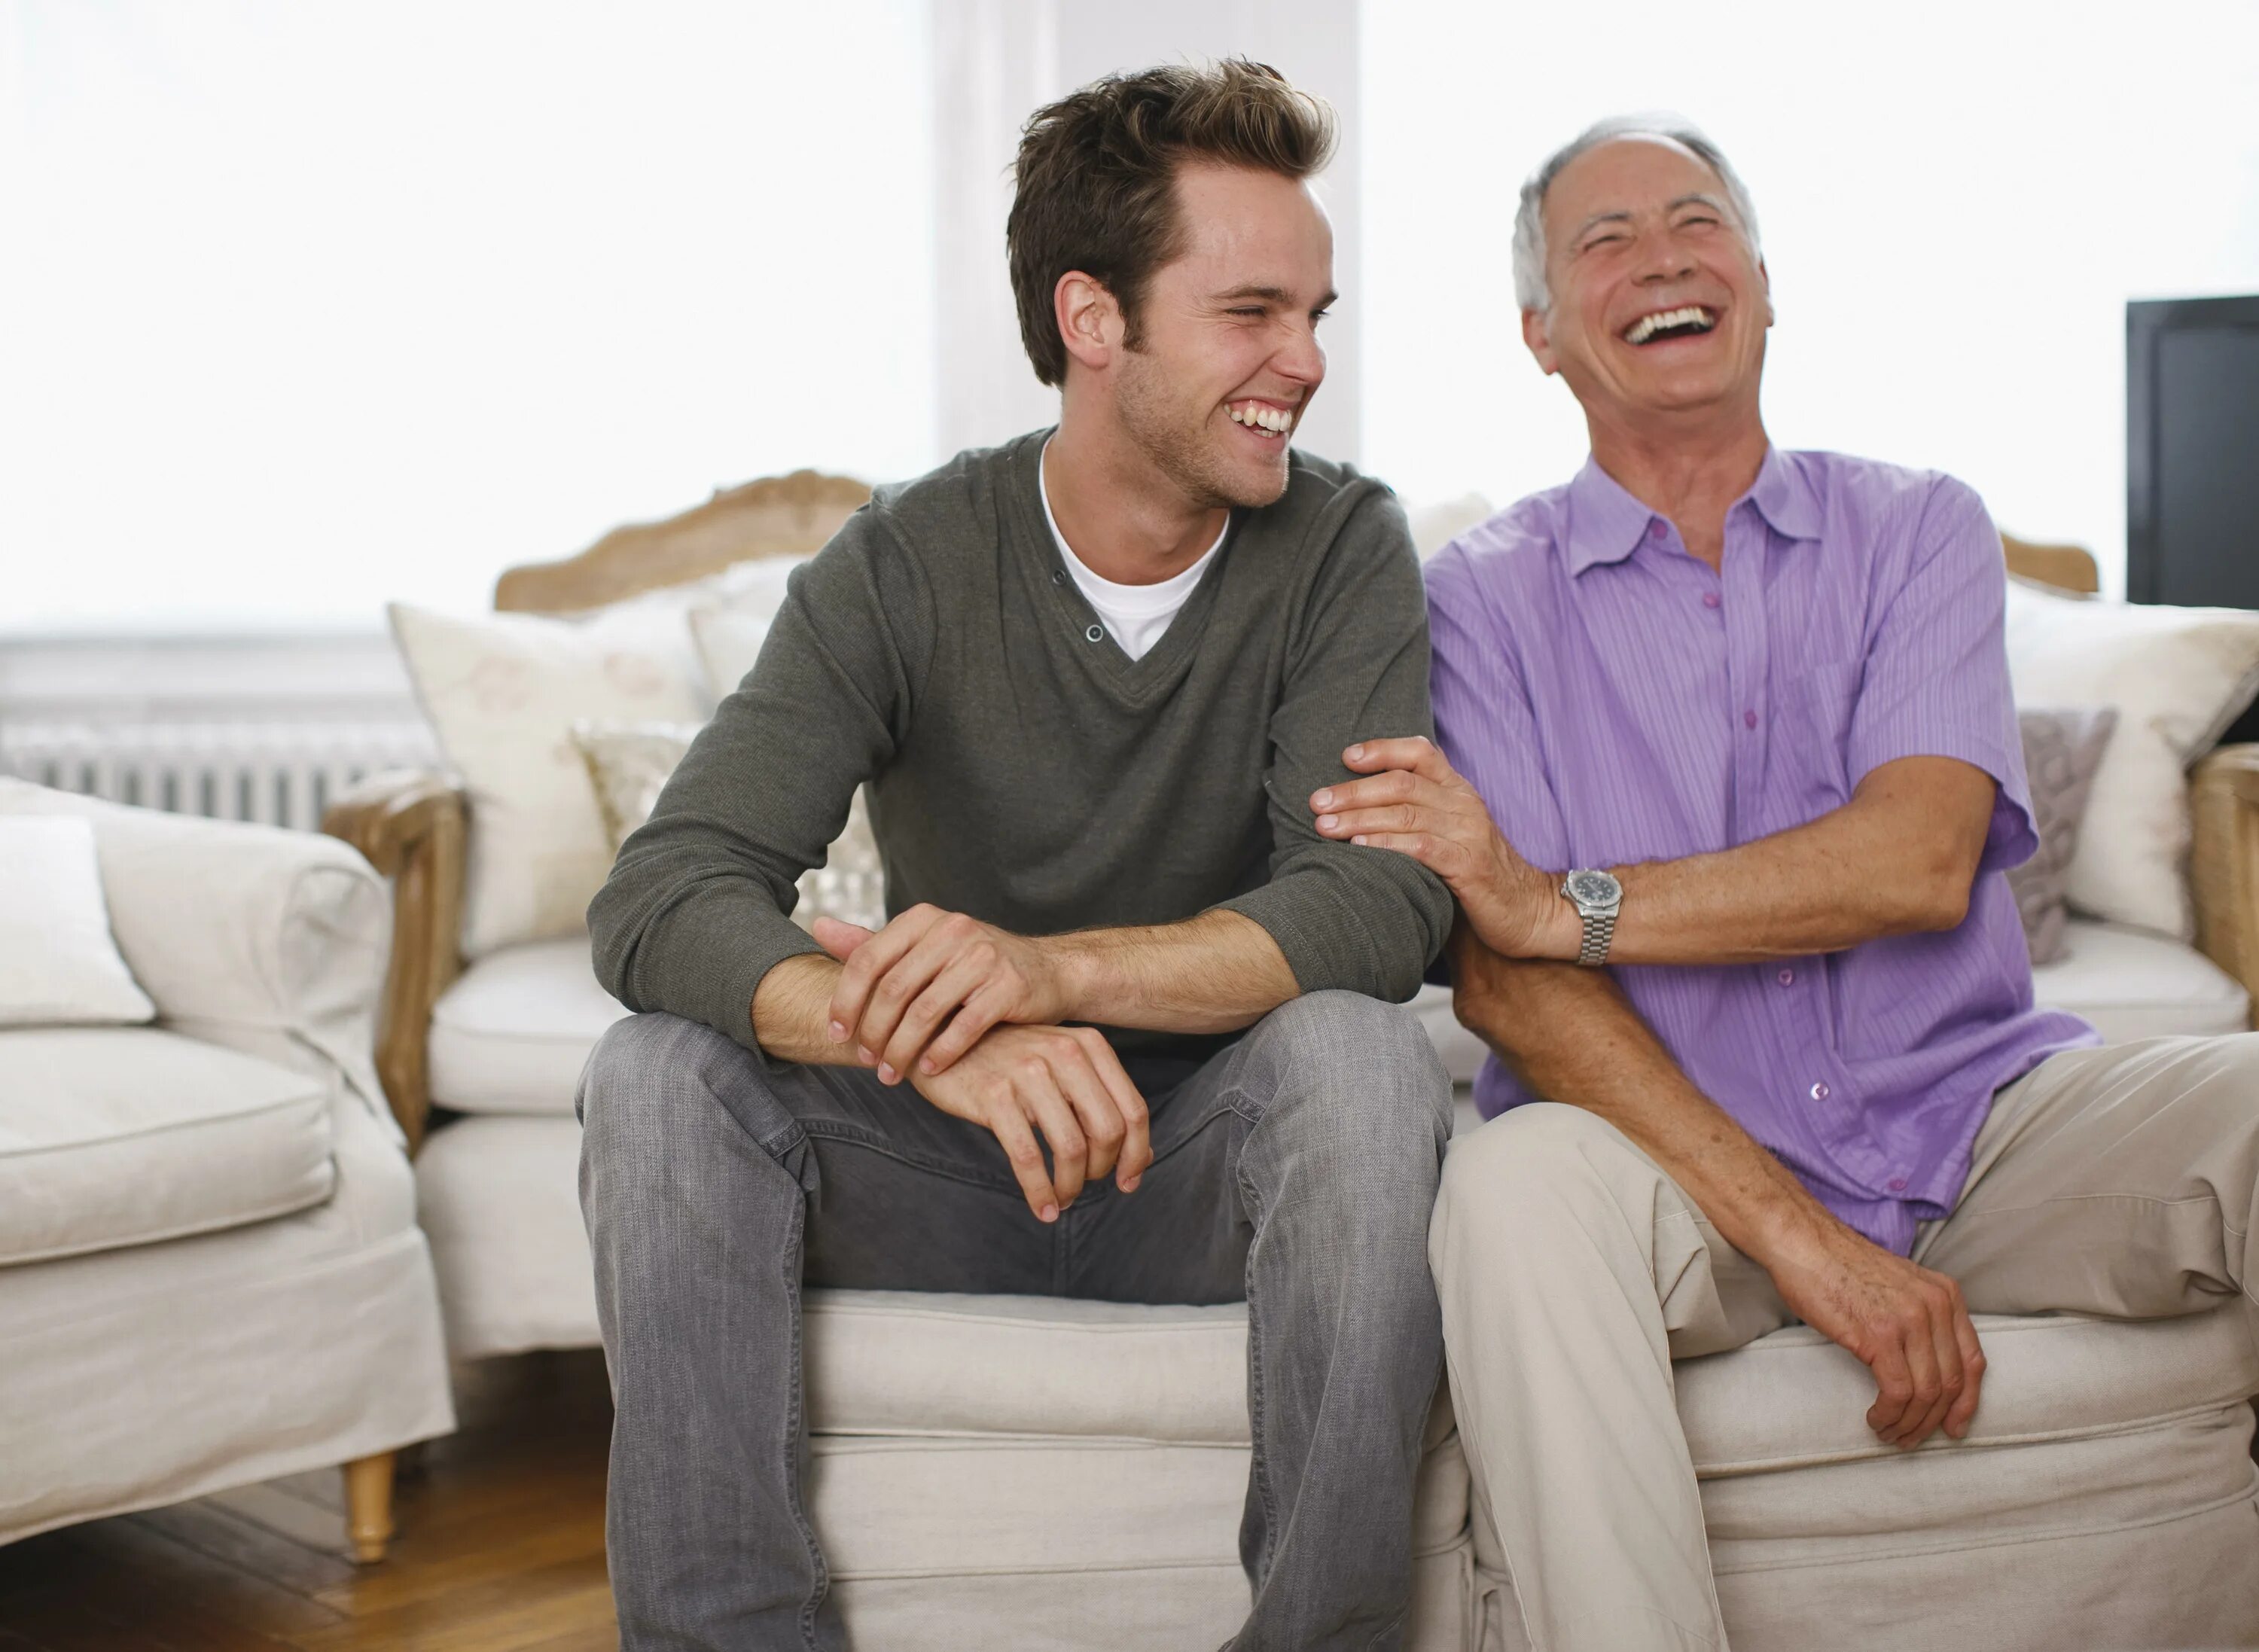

{"left": 389, "top": 600, "right": 706, "bottom": 958}
{"left": 1407, "top": 492, "right": 1495, "bottom": 560}
{"left": 2003, "top": 580, "right": 2259, "bottom": 938}
{"left": 0, "top": 816, "right": 156, "bottom": 1026}
{"left": 689, "top": 605, "right": 773, "bottom": 699}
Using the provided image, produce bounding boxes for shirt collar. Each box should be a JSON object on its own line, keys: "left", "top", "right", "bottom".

{"left": 1562, "top": 447, "right": 1822, "bottom": 577}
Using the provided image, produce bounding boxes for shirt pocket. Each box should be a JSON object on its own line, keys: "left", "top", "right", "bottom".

{"left": 1776, "top": 659, "right": 1864, "bottom": 817}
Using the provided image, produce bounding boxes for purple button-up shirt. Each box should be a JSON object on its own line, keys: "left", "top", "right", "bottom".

{"left": 1427, "top": 449, "right": 2098, "bottom": 1252}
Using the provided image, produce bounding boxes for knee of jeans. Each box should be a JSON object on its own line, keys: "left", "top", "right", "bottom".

{"left": 1434, "top": 1102, "right": 1621, "bottom": 1239}
{"left": 577, "top": 1010, "right": 761, "bottom": 1152}
{"left": 1256, "top": 990, "right": 1453, "bottom": 1163}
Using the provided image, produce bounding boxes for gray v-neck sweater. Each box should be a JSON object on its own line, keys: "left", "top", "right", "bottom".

{"left": 588, "top": 429, "right": 1453, "bottom": 1065}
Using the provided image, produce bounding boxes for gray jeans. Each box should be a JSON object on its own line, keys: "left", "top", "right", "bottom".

{"left": 577, "top": 989, "right": 1453, "bottom": 1652}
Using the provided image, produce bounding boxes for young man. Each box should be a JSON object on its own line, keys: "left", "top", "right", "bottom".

{"left": 1309, "top": 117, "right": 2259, "bottom": 1649}
{"left": 578, "top": 60, "right": 1454, "bottom": 1650}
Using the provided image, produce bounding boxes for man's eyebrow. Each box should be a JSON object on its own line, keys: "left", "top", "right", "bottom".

{"left": 1569, "top": 210, "right": 1634, "bottom": 242}
{"left": 1213, "top": 284, "right": 1339, "bottom": 310}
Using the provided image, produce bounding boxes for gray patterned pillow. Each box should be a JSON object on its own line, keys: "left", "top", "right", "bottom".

{"left": 2009, "top": 706, "right": 2118, "bottom": 965}
{"left": 570, "top": 719, "right": 886, "bottom": 933}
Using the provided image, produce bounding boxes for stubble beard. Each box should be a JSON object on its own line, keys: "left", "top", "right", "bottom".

{"left": 1114, "top": 343, "right": 1291, "bottom": 512}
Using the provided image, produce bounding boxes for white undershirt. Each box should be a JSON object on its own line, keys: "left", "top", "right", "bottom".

{"left": 1040, "top": 443, "right": 1227, "bottom": 662}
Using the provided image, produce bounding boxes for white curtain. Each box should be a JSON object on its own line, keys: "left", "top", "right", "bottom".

{"left": 0, "top": 2, "right": 934, "bottom": 630}
{"left": 1361, "top": 0, "right": 2259, "bottom": 593}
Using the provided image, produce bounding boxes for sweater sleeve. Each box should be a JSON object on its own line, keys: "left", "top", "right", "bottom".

{"left": 586, "top": 507, "right": 932, "bottom": 1061}
{"left": 1214, "top": 486, "right": 1456, "bottom": 1001}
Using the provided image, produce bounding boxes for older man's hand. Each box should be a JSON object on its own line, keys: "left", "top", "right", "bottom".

{"left": 1758, "top": 1211, "right": 1987, "bottom": 1447}
{"left": 815, "top": 906, "right": 1071, "bottom": 1084}
{"left": 1311, "top": 737, "right": 1572, "bottom": 959}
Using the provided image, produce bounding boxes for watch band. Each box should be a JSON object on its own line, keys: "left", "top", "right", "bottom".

{"left": 1576, "top": 907, "right": 1617, "bottom": 967}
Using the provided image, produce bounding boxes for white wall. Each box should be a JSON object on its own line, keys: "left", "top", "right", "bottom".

{"left": 11, "top": 3, "right": 2253, "bottom": 633}
{"left": 0, "top": 1, "right": 934, "bottom": 632}
{"left": 1361, "top": 0, "right": 2259, "bottom": 593}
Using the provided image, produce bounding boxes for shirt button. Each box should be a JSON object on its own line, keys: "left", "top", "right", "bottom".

{"left": 1743, "top": 709, "right": 1758, "bottom": 730}
{"left": 1809, "top": 1081, "right": 1831, "bottom": 1102}
{"left": 1702, "top": 592, "right": 1721, "bottom": 609}
{"left": 1647, "top": 520, "right": 1667, "bottom": 541}
{"left": 1776, "top": 968, "right": 1794, "bottom": 986}
{"left": 1052, "top": 568, "right": 1067, "bottom": 586}
{"left": 1084, "top": 623, "right": 1105, "bottom": 643}
{"left": 1888, "top": 1177, "right": 1909, "bottom": 1193}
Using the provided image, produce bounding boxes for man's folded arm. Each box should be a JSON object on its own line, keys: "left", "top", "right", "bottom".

{"left": 1209, "top": 487, "right": 1453, "bottom": 1010}
{"left": 1449, "top": 925, "right": 1825, "bottom": 1260}
{"left": 587, "top": 513, "right": 928, "bottom": 1065}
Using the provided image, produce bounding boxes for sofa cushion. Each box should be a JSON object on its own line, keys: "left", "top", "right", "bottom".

{"left": 2030, "top": 917, "right": 2248, "bottom": 1041}
{"left": 428, "top": 940, "right": 630, "bottom": 1114}
{"left": 1675, "top": 1307, "right": 2259, "bottom": 1480}
{"left": 0, "top": 1027, "right": 335, "bottom": 1266}
{"left": 806, "top": 1290, "right": 1250, "bottom": 1443}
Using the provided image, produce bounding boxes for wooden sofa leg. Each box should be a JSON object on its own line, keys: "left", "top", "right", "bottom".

{"left": 343, "top": 1452, "right": 396, "bottom": 1564}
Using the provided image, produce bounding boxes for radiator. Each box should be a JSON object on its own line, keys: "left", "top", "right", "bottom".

{"left": 0, "top": 718, "right": 440, "bottom": 834}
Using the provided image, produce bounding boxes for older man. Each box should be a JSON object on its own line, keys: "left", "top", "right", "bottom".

{"left": 1308, "top": 117, "right": 2259, "bottom": 1650}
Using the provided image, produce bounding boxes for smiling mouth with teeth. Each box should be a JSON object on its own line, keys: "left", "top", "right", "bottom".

{"left": 1227, "top": 401, "right": 1295, "bottom": 439}
{"left": 1622, "top": 305, "right": 1718, "bottom": 346}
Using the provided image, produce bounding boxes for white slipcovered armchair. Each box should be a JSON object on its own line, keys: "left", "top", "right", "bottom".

{"left": 0, "top": 780, "right": 455, "bottom": 1562}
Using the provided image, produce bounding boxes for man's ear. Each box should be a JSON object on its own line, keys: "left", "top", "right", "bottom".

{"left": 1758, "top": 257, "right": 1775, "bottom": 328}
{"left": 1521, "top": 306, "right": 1559, "bottom": 376}
{"left": 1054, "top": 271, "right": 1119, "bottom": 374}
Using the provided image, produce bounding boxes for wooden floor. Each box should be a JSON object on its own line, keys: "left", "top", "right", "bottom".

{"left": 0, "top": 1352, "right": 620, "bottom": 1652}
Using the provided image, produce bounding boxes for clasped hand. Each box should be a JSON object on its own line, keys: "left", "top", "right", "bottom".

{"left": 1310, "top": 737, "right": 1569, "bottom": 959}
{"left": 812, "top": 909, "right": 1150, "bottom": 1222}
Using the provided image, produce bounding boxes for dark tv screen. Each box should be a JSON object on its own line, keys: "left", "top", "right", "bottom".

{"left": 2126, "top": 295, "right": 2259, "bottom": 742}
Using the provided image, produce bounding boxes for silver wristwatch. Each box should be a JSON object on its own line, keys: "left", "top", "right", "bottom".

{"left": 1559, "top": 869, "right": 1623, "bottom": 967}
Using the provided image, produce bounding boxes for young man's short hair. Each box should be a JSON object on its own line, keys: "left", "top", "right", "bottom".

{"left": 1007, "top": 59, "right": 1337, "bottom": 387}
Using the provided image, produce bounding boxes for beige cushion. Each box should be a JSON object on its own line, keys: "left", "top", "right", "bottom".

{"left": 2003, "top": 580, "right": 2259, "bottom": 938}
{"left": 1675, "top": 1307, "right": 2258, "bottom": 1479}
{"left": 689, "top": 603, "right": 774, "bottom": 698}
{"left": 2030, "top": 917, "right": 2248, "bottom": 1041}
{"left": 812, "top": 1427, "right": 1469, "bottom": 1583}
{"left": 428, "top": 940, "right": 628, "bottom": 1116}
{"left": 1476, "top": 1308, "right": 2259, "bottom": 1652}
{"left": 806, "top": 1291, "right": 1248, "bottom": 1443}
{"left": 389, "top": 599, "right": 706, "bottom": 959}
{"left": 0, "top": 1026, "right": 334, "bottom": 1266}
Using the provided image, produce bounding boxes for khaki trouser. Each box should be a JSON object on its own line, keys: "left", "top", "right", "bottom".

{"left": 1428, "top": 1034, "right": 2259, "bottom": 1652}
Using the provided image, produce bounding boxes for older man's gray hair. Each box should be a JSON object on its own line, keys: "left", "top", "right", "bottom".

{"left": 1511, "top": 115, "right": 1761, "bottom": 313}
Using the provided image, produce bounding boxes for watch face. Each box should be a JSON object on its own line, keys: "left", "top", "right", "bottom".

{"left": 1565, "top": 869, "right": 1621, "bottom": 908}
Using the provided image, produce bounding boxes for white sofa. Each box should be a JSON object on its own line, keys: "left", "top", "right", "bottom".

{"left": 0, "top": 780, "right": 455, "bottom": 1562}
{"left": 328, "top": 500, "right": 2259, "bottom": 1645}
{"left": 376, "top": 917, "right": 2259, "bottom": 1650}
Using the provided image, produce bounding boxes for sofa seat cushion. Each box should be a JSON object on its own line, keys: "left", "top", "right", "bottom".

{"left": 806, "top": 1290, "right": 1249, "bottom": 1444}
{"left": 804, "top": 1290, "right": 1468, "bottom": 1565}
{"left": 2031, "top": 918, "right": 2248, "bottom": 1041}
{"left": 0, "top": 1026, "right": 335, "bottom": 1266}
{"left": 1676, "top": 1307, "right": 2259, "bottom": 1481}
{"left": 428, "top": 940, "right": 629, "bottom": 1114}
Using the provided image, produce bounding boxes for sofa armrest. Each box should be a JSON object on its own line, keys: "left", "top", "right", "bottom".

{"left": 2189, "top": 744, "right": 2259, "bottom": 1028}
{"left": 0, "top": 776, "right": 398, "bottom": 1126}
{"left": 323, "top": 770, "right": 468, "bottom": 1152}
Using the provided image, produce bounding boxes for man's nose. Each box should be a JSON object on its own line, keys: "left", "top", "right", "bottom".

{"left": 1274, "top": 322, "right": 1327, "bottom": 387}
{"left": 1633, "top": 227, "right": 1697, "bottom": 284}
